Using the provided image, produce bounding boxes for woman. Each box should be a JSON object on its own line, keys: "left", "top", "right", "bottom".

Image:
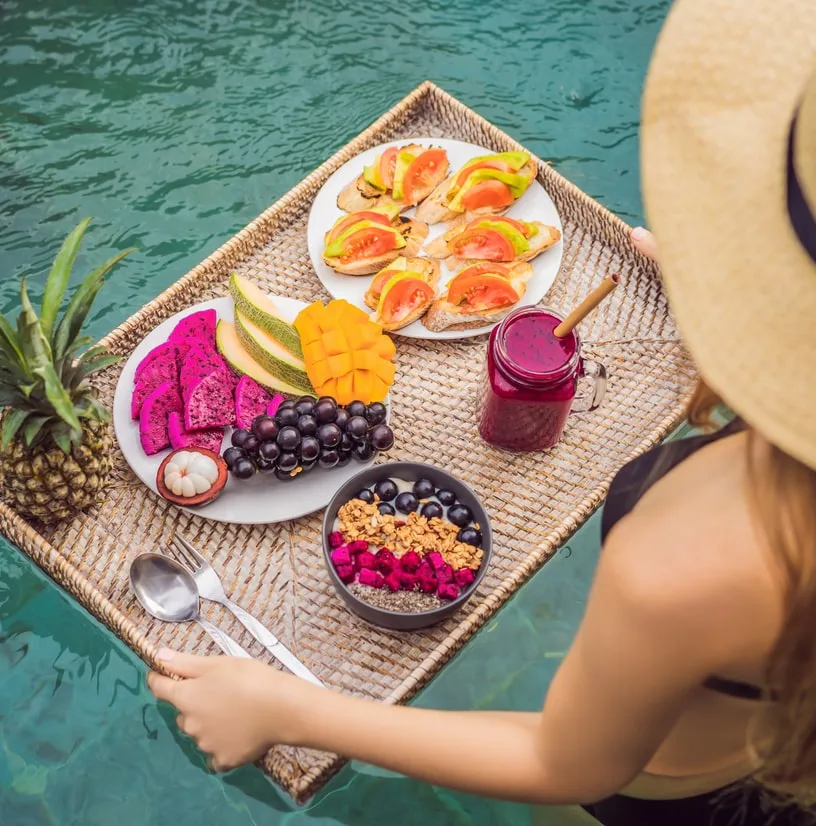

{"left": 148, "top": 0, "right": 816, "bottom": 823}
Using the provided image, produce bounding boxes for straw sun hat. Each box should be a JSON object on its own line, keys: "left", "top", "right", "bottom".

{"left": 641, "top": 0, "right": 816, "bottom": 468}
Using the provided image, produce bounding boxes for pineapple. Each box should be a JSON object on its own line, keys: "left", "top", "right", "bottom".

{"left": 0, "top": 219, "right": 134, "bottom": 522}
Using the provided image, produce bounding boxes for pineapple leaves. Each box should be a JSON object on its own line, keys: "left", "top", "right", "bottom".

{"left": 40, "top": 217, "right": 92, "bottom": 341}
{"left": 0, "top": 314, "right": 25, "bottom": 371}
{"left": 23, "top": 415, "right": 51, "bottom": 447}
{"left": 54, "top": 247, "right": 135, "bottom": 361}
{"left": 19, "top": 278, "right": 53, "bottom": 370}
{"left": 50, "top": 422, "right": 74, "bottom": 455}
{"left": 33, "top": 363, "right": 82, "bottom": 435}
{"left": 1, "top": 409, "right": 29, "bottom": 448}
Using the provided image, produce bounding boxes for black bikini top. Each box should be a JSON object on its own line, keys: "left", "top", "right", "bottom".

{"left": 601, "top": 420, "right": 764, "bottom": 702}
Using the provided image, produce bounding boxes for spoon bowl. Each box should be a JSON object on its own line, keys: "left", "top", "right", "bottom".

{"left": 130, "top": 552, "right": 200, "bottom": 622}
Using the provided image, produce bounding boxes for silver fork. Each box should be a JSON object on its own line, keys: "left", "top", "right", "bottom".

{"left": 169, "top": 534, "right": 323, "bottom": 686}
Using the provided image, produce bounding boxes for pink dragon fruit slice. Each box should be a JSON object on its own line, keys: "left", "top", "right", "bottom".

{"left": 134, "top": 340, "right": 178, "bottom": 384}
{"left": 183, "top": 365, "right": 236, "bottom": 431}
{"left": 438, "top": 582, "right": 460, "bottom": 602}
{"left": 266, "top": 394, "right": 285, "bottom": 417}
{"left": 131, "top": 344, "right": 180, "bottom": 420}
{"left": 168, "top": 309, "right": 217, "bottom": 349}
{"left": 234, "top": 376, "right": 273, "bottom": 431}
{"left": 139, "top": 380, "right": 183, "bottom": 456}
{"left": 167, "top": 411, "right": 224, "bottom": 453}
{"left": 179, "top": 341, "right": 229, "bottom": 397}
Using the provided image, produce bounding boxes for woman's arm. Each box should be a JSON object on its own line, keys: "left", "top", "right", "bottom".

{"left": 148, "top": 517, "right": 722, "bottom": 804}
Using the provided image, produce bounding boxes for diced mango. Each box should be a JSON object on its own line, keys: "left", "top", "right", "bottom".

{"left": 293, "top": 315, "right": 322, "bottom": 346}
{"left": 348, "top": 322, "right": 380, "bottom": 349}
{"left": 336, "top": 300, "right": 369, "bottom": 325}
{"left": 352, "top": 370, "right": 373, "bottom": 402}
{"left": 326, "top": 353, "right": 353, "bottom": 377}
{"left": 303, "top": 341, "right": 325, "bottom": 365}
{"left": 336, "top": 373, "right": 354, "bottom": 404}
{"left": 372, "top": 359, "right": 396, "bottom": 386}
{"left": 368, "top": 375, "right": 390, "bottom": 403}
{"left": 321, "top": 328, "right": 348, "bottom": 356}
{"left": 320, "top": 377, "right": 338, "bottom": 398}
{"left": 352, "top": 350, "right": 377, "bottom": 371}
{"left": 374, "top": 335, "right": 396, "bottom": 360}
{"left": 308, "top": 359, "right": 332, "bottom": 389}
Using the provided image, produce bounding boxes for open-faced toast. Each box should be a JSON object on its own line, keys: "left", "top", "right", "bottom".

{"left": 364, "top": 257, "right": 441, "bottom": 311}
{"left": 415, "top": 151, "right": 537, "bottom": 225}
{"left": 424, "top": 215, "right": 561, "bottom": 264}
{"left": 337, "top": 144, "right": 449, "bottom": 213}
{"left": 421, "top": 261, "right": 534, "bottom": 332}
{"left": 322, "top": 208, "right": 429, "bottom": 276}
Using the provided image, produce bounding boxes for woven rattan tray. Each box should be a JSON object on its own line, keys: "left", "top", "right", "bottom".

{"left": 0, "top": 82, "right": 695, "bottom": 801}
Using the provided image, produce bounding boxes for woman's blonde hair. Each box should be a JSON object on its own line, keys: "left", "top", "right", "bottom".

{"left": 688, "top": 379, "right": 816, "bottom": 806}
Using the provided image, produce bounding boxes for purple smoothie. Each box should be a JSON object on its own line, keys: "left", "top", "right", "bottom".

{"left": 478, "top": 308, "right": 581, "bottom": 451}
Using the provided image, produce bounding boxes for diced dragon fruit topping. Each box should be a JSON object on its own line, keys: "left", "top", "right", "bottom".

{"left": 375, "top": 548, "right": 396, "bottom": 574}
{"left": 418, "top": 574, "right": 438, "bottom": 594}
{"left": 358, "top": 569, "right": 384, "bottom": 589}
{"left": 454, "top": 568, "right": 476, "bottom": 589}
{"left": 398, "top": 571, "right": 417, "bottom": 591}
{"left": 383, "top": 572, "right": 402, "bottom": 592}
{"left": 436, "top": 563, "right": 454, "bottom": 584}
{"left": 354, "top": 551, "right": 378, "bottom": 572}
{"left": 438, "top": 583, "right": 460, "bottom": 601}
{"left": 328, "top": 531, "right": 344, "bottom": 549}
{"left": 416, "top": 560, "right": 434, "bottom": 580}
{"left": 330, "top": 546, "right": 352, "bottom": 567}
{"left": 426, "top": 552, "right": 446, "bottom": 571}
{"left": 348, "top": 539, "right": 369, "bottom": 554}
{"left": 399, "top": 550, "right": 421, "bottom": 573}
{"left": 336, "top": 564, "right": 355, "bottom": 584}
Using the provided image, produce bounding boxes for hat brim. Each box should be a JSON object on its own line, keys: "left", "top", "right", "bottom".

{"left": 641, "top": 0, "right": 816, "bottom": 468}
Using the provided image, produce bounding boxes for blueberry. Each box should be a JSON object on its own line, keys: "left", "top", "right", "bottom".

{"left": 377, "top": 502, "right": 395, "bottom": 516}
{"left": 395, "top": 492, "right": 419, "bottom": 515}
{"left": 421, "top": 502, "right": 444, "bottom": 520}
{"left": 374, "top": 479, "right": 398, "bottom": 502}
{"left": 458, "top": 527, "right": 482, "bottom": 547}
{"left": 436, "top": 489, "right": 457, "bottom": 507}
{"left": 356, "top": 489, "right": 375, "bottom": 504}
{"left": 447, "top": 504, "right": 473, "bottom": 527}
{"left": 413, "top": 478, "right": 435, "bottom": 500}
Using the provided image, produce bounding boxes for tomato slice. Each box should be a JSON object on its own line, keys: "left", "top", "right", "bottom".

{"left": 455, "top": 160, "right": 513, "bottom": 189}
{"left": 474, "top": 216, "right": 530, "bottom": 237}
{"left": 369, "top": 268, "right": 402, "bottom": 300}
{"left": 337, "top": 227, "right": 404, "bottom": 263}
{"left": 402, "top": 148, "right": 448, "bottom": 205}
{"left": 448, "top": 273, "right": 520, "bottom": 312}
{"left": 450, "top": 227, "right": 515, "bottom": 262}
{"left": 460, "top": 180, "right": 515, "bottom": 212}
{"left": 455, "top": 262, "right": 512, "bottom": 280}
{"left": 379, "top": 147, "right": 398, "bottom": 190}
{"left": 328, "top": 211, "right": 393, "bottom": 243}
{"left": 378, "top": 276, "right": 435, "bottom": 324}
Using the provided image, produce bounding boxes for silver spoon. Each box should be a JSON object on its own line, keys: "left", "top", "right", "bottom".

{"left": 130, "top": 552, "right": 251, "bottom": 658}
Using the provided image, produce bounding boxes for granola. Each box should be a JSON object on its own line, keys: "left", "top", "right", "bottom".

{"left": 337, "top": 498, "right": 483, "bottom": 570}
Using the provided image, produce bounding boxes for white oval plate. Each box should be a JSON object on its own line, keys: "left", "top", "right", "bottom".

{"left": 113, "top": 296, "right": 387, "bottom": 524}
{"left": 307, "top": 137, "right": 564, "bottom": 340}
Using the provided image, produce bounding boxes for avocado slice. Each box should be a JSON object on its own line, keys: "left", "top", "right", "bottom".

{"left": 473, "top": 220, "right": 530, "bottom": 256}
{"left": 324, "top": 220, "right": 404, "bottom": 258}
{"left": 391, "top": 151, "right": 417, "bottom": 201}
{"left": 461, "top": 151, "right": 530, "bottom": 173}
{"left": 363, "top": 161, "right": 386, "bottom": 191}
{"left": 448, "top": 169, "right": 531, "bottom": 211}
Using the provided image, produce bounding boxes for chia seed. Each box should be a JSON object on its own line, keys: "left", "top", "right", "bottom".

{"left": 349, "top": 583, "right": 445, "bottom": 613}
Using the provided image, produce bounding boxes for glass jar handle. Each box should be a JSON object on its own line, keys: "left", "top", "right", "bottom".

{"left": 571, "top": 359, "right": 607, "bottom": 414}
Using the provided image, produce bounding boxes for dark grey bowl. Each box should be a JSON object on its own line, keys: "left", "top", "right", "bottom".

{"left": 322, "top": 461, "right": 493, "bottom": 631}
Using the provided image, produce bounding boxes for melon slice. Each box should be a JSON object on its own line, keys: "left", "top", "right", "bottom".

{"left": 234, "top": 311, "right": 313, "bottom": 395}
{"left": 184, "top": 365, "right": 236, "bottom": 431}
{"left": 139, "top": 380, "right": 183, "bottom": 456}
{"left": 169, "top": 309, "right": 217, "bottom": 348}
{"left": 229, "top": 274, "right": 303, "bottom": 358}
{"left": 167, "top": 411, "right": 225, "bottom": 453}
{"left": 234, "top": 376, "right": 273, "bottom": 431}
{"left": 216, "top": 320, "right": 306, "bottom": 396}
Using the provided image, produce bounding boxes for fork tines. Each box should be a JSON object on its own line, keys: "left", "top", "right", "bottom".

{"left": 169, "top": 534, "right": 201, "bottom": 572}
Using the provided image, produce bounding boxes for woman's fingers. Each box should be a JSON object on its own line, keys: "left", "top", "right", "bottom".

{"left": 147, "top": 671, "right": 179, "bottom": 705}
{"left": 631, "top": 226, "right": 658, "bottom": 260}
{"left": 156, "top": 648, "right": 223, "bottom": 679}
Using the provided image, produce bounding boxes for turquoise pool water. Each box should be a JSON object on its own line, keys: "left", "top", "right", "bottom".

{"left": 1, "top": 0, "right": 669, "bottom": 822}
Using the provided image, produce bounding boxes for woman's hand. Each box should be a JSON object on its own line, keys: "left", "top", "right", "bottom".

{"left": 147, "top": 649, "right": 309, "bottom": 772}
{"left": 631, "top": 226, "right": 658, "bottom": 260}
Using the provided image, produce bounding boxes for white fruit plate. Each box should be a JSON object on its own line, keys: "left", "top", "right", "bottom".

{"left": 307, "top": 137, "right": 564, "bottom": 340}
{"left": 113, "top": 295, "right": 389, "bottom": 524}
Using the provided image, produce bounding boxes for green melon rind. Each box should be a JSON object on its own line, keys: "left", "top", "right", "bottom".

{"left": 216, "top": 320, "right": 306, "bottom": 397}
{"left": 229, "top": 274, "right": 304, "bottom": 359}
{"left": 234, "top": 312, "right": 314, "bottom": 395}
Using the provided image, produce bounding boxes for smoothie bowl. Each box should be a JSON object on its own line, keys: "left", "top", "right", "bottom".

{"left": 322, "top": 462, "right": 493, "bottom": 630}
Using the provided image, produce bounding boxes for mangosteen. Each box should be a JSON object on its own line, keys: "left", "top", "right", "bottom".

{"left": 156, "top": 447, "right": 228, "bottom": 507}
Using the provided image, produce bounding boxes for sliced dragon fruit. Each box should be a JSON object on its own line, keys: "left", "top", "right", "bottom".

{"left": 134, "top": 340, "right": 178, "bottom": 384}
{"left": 167, "top": 411, "right": 225, "bottom": 453}
{"left": 234, "top": 376, "right": 273, "bottom": 431}
{"left": 179, "top": 341, "right": 228, "bottom": 398}
{"left": 139, "top": 380, "right": 183, "bottom": 456}
{"left": 169, "top": 309, "right": 217, "bottom": 349}
{"left": 131, "top": 343, "right": 179, "bottom": 420}
{"left": 266, "top": 393, "right": 285, "bottom": 418}
{"left": 184, "top": 365, "right": 236, "bottom": 431}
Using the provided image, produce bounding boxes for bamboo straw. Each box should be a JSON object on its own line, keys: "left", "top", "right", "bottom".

{"left": 554, "top": 274, "right": 621, "bottom": 338}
